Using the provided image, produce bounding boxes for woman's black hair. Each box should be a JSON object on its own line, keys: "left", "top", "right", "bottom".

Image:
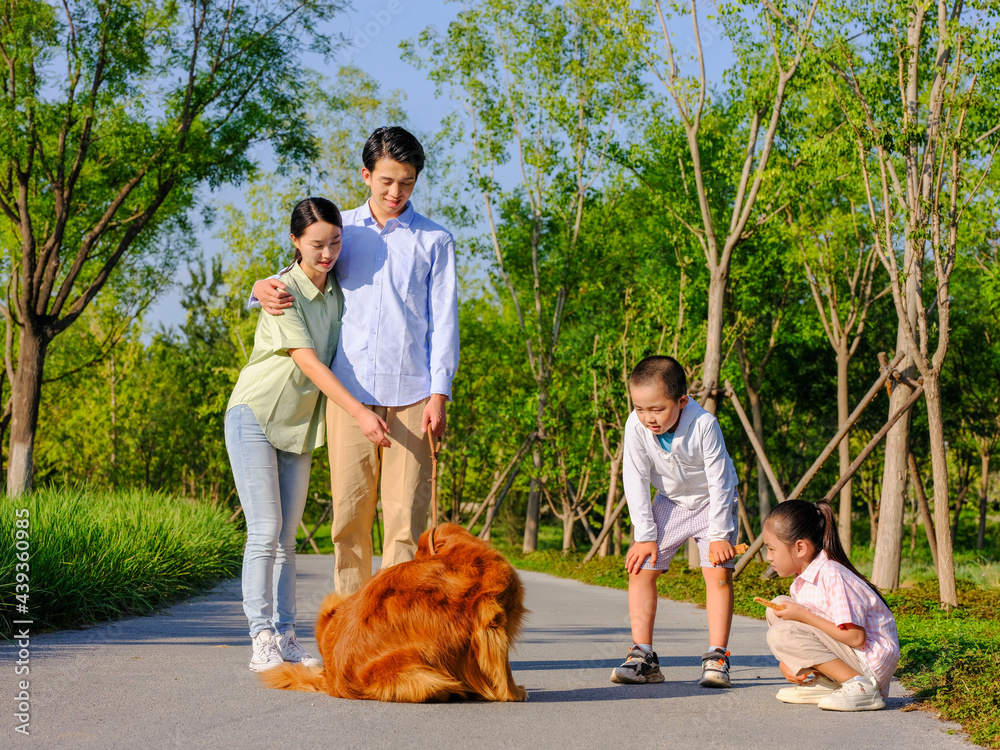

{"left": 765, "top": 500, "right": 889, "bottom": 608}
{"left": 362, "top": 126, "right": 425, "bottom": 176}
{"left": 290, "top": 197, "right": 342, "bottom": 263}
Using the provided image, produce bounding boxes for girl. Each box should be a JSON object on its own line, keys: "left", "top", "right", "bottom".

{"left": 225, "top": 197, "right": 391, "bottom": 672}
{"left": 760, "top": 500, "right": 899, "bottom": 711}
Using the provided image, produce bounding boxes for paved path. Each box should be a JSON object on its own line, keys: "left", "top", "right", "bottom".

{"left": 8, "top": 555, "right": 976, "bottom": 749}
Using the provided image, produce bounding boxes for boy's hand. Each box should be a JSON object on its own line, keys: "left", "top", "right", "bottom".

{"left": 708, "top": 540, "right": 734, "bottom": 566}
{"left": 254, "top": 278, "right": 295, "bottom": 315}
{"left": 625, "top": 541, "right": 658, "bottom": 574}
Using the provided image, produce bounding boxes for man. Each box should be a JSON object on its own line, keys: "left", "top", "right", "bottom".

{"left": 252, "top": 126, "right": 459, "bottom": 594}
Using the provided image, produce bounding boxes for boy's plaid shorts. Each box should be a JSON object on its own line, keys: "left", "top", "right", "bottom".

{"left": 639, "top": 495, "right": 739, "bottom": 570}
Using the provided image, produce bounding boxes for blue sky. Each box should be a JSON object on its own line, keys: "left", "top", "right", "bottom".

{"left": 144, "top": 0, "right": 735, "bottom": 330}
{"left": 144, "top": 0, "right": 463, "bottom": 329}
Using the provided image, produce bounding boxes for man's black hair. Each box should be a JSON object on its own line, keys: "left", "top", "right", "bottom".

{"left": 362, "top": 126, "right": 425, "bottom": 175}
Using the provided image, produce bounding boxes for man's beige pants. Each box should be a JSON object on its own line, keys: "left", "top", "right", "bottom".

{"left": 327, "top": 399, "right": 432, "bottom": 595}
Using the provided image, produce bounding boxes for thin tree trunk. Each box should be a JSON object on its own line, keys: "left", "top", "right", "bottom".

{"left": 836, "top": 348, "right": 853, "bottom": 551}
{"left": 924, "top": 374, "right": 957, "bottom": 607}
{"left": 747, "top": 384, "right": 771, "bottom": 520}
{"left": 701, "top": 266, "right": 728, "bottom": 416}
{"left": 907, "top": 451, "right": 938, "bottom": 570}
{"left": 978, "top": 449, "right": 990, "bottom": 551}
{"left": 951, "top": 482, "right": 971, "bottom": 543}
{"left": 523, "top": 445, "right": 543, "bottom": 553}
{"left": 599, "top": 442, "right": 624, "bottom": 557}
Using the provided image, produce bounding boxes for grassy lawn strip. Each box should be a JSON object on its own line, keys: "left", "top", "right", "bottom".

{"left": 1, "top": 488, "right": 244, "bottom": 637}
{"left": 497, "top": 545, "right": 1000, "bottom": 749}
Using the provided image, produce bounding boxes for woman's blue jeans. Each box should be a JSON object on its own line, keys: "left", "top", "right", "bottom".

{"left": 225, "top": 405, "right": 311, "bottom": 637}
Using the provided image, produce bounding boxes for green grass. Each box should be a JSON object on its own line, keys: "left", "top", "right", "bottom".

{"left": 0, "top": 488, "right": 245, "bottom": 637}
{"left": 489, "top": 537, "right": 1000, "bottom": 749}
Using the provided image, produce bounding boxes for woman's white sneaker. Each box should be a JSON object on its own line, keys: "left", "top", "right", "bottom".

{"left": 249, "top": 629, "right": 284, "bottom": 672}
{"left": 776, "top": 674, "right": 840, "bottom": 704}
{"left": 275, "top": 630, "right": 322, "bottom": 667}
{"left": 817, "top": 677, "right": 885, "bottom": 711}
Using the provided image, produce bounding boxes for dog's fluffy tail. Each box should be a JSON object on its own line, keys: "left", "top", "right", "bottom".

{"left": 258, "top": 663, "right": 327, "bottom": 693}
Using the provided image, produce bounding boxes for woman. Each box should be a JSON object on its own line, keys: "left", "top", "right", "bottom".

{"left": 225, "top": 197, "right": 391, "bottom": 672}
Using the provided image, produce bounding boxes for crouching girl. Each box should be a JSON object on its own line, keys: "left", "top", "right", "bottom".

{"left": 760, "top": 500, "right": 899, "bottom": 711}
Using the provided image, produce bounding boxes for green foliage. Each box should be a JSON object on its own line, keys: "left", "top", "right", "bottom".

{"left": 0, "top": 487, "right": 244, "bottom": 635}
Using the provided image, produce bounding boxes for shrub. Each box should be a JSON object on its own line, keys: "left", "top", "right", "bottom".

{"left": 1, "top": 487, "right": 244, "bottom": 635}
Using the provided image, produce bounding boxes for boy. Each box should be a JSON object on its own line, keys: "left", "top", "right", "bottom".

{"left": 612, "top": 355, "right": 739, "bottom": 688}
{"left": 251, "top": 126, "right": 459, "bottom": 596}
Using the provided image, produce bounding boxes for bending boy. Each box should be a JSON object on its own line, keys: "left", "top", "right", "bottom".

{"left": 612, "top": 355, "right": 739, "bottom": 688}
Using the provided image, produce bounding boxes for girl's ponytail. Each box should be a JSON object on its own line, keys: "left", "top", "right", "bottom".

{"left": 767, "top": 500, "right": 889, "bottom": 608}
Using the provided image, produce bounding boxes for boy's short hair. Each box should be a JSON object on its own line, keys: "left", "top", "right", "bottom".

{"left": 362, "top": 126, "right": 425, "bottom": 176}
{"left": 629, "top": 356, "right": 687, "bottom": 401}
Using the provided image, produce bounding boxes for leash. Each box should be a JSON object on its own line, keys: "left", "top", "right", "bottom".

{"left": 427, "top": 430, "right": 440, "bottom": 554}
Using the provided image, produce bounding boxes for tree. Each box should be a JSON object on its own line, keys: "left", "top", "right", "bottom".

{"left": 407, "top": 0, "right": 644, "bottom": 552}
{"left": 792, "top": 178, "right": 886, "bottom": 550}
{"left": 609, "top": 0, "right": 819, "bottom": 415}
{"left": 766, "top": 0, "right": 1000, "bottom": 604}
{"left": 0, "top": 0, "right": 342, "bottom": 493}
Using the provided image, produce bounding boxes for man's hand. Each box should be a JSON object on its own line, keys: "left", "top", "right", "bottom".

{"left": 708, "top": 540, "right": 734, "bottom": 567}
{"left": 421, "top": 394, "right": 448, "bottom": 437}
{"left": 253, "top": 278, "right": 295, "bottom": 316}
{"left": 625, "top": 541, "right": 658, "bottom": 574}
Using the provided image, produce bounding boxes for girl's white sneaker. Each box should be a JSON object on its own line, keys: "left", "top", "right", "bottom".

{"left": 775, "top": 674, "right": 840, "bottom": 704}
{"left": 817, "top": 677, "right": 885, "bottom": 711}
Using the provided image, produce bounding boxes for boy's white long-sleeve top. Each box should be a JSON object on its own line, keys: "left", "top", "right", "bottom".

{"left": 622, "top": 399, "right": 739, "bottom": 543}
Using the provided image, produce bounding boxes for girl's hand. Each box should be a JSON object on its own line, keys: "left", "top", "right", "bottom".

{"left": 773, "top": 600, "right": 809, "bottom": 622}
{"left": 356, "top": 409, "right": 391, "bottom": 448}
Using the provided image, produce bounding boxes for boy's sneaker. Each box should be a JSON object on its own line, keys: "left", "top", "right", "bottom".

{"left": 249, "top": 629, "right": 284, "bottom": 672}
{"left": 776, "top": 674, "right": 840, "bottom": 704}
{"left": 275, "top": 630, "right": 322, "bottom": 667}
{"left": 817, "top": 677, "right": 885, "bottom": 711}
{"left": 699, "top": 648, "right": 731, "bottom": 688}
{"left": 610, "top": 646, "right": 665, "bottom": 684}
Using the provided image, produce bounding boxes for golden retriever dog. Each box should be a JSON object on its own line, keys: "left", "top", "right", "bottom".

{"left": 259, "top": 522, "right": 528, "bottom": 702}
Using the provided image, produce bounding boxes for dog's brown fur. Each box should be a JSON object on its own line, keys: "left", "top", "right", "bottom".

{"left": 259, "top": 523, "right": 528, "bottom": 702}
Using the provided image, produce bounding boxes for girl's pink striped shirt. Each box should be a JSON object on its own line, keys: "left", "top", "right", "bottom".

{"left": 790, "top": 550, "right": 900, "bottom": 697}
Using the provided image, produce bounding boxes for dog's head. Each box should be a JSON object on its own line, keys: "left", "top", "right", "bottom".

{"left": 415, "top": 522, "right": 484, "bottom": 559}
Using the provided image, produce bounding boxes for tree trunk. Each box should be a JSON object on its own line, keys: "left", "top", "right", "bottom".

{"left": 746, "top": 383, "right": 771, "bottom": 520}
{"left": 951, "top": 481, "right": 971, "bottom": 543}
{"left": 522, "top": 445, "right": 543, "bottom": 553}
{"left": 7, "top": 326, "right": 49, "bottom": 495}
{"left": 701, "top": 266, "right": 728, "bottom": 416}
{"left": 978, "top": 449, "right": 990, "bottom": 551}
{"left": 923, "top": 374, "right": 957, "bottom": 607}
{"left": 908, "top": 451, "right": 938, "bottom": 570}
{"left": 870, "top": 372, "right": 914, "bottom": 589}
{"left": 599, "top": 442, "right": 624, "bottom": 557}
{"left": 836, "top": 348, "right": 853, "bottom": 551}
{"left": 562, "top": 505, "right": 574, "bottom": 551}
